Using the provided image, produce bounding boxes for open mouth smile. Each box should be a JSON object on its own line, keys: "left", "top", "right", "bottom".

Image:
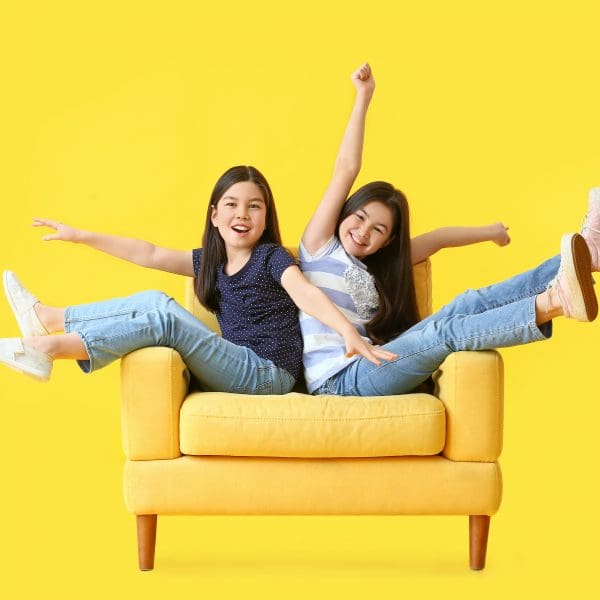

{"left": 350, "top": 232, "right": 368, "bottom": 246}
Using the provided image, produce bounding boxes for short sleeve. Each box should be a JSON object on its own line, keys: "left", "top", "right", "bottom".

{"left": 267, "top": 246, "right": 296, "bottom": 283}
{"left": 298, "top": 236, "right": 339, "bottom": 263}
{"left": 192, "top": 248, "right": 202, "bottom": 276}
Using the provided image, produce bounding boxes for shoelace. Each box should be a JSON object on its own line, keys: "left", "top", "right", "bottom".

{"left": 580, "top": 212, "right": 600, "bottom": 235}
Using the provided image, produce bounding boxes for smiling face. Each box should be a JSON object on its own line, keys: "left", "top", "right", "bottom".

{"left": 210, "top": 181, "right": 267, "bottom": 252}
{"left": 338, "top": 200, "right": 395, "bottom": 259}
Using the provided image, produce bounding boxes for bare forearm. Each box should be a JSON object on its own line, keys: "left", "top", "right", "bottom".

{"left": 281, "top": 267, "right": 354, "bottom": 337}
{"left": 34, "top": 217, "right": 194, "bottom": 275}
{"left": 76, "top": 229, "right": 157, "bottom": 266}
{"left": 297, "top": 284, "right": 355, "bottom": 338}
{"left": 334, "top": 91, "right": 372, "bottom": 176}
{"left": 411, "top": 223, "right": 510, "bottom": 264}
{"left": 434, "top": 225, "right": 499, "bottom": 248}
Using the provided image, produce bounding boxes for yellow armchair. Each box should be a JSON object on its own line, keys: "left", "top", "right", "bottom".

{"left": 120, "top": 258, "right": 503, "bottom": 571}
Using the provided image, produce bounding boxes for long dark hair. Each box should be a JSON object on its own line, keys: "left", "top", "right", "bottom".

{"left": 195, "top": 165, "right": 282, "bottom": 312}
{"left": 337, "top": 181, "right": 420, "bottom": 345}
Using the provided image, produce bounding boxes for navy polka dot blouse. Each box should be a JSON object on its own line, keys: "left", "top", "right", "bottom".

{"left": 192, "top": 243, "right": 303, "bottom": 381}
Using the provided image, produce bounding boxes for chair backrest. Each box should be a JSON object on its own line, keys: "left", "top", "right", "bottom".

{"left": 184, "top": 250, "right": 432, "bottom": 333}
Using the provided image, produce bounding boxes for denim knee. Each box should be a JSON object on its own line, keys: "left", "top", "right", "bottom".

{"left": 132, "top": 290, "right": 171, "bottom": 309}
{"left": 446, "top": 288, "right": 489, "bottom": 315}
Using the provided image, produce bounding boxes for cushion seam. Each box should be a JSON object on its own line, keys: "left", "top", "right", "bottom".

{"left": 181, "top": 412, "right": 445, "bottom": 422}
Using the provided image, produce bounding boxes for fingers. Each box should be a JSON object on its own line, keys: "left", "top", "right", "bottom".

{"left": 357, "top": 63, "right": 370, "bottom": 80}
{"left": 32, "top": 218, "right": 59, "bottom": 230}
{"left": 352, "top": 62, "right": 372, "bottom": 81}
{"left": 345, "top": 343, "right": 397, "bottom": 366}
{"left": 373, "top": 347, "right": 397, "bottom": 361}
{"left": 346, "top": 349, "right": 381, "bottom": 366}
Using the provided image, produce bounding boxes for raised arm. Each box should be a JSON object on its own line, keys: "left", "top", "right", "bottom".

{"left": 301, "top": 63, "right": 376, "bottom": 254}
{"left": 280, "top": 265, "right": 396, "bottom": 365}
{"left": 411, "top": 223, "right": 510, "bottom": 264}
{"left": 33, "top": 218, "right": 194, "bottom": 276}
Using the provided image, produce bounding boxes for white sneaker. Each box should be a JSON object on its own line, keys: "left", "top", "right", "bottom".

{"left": 546, "top": 233, "right": 598, "bottom": 322}
{"left": 0, "top": 338, "right": 52, "bottom": 382}
{"left": 3, "top": 271, "right": 49, "bottom": 336}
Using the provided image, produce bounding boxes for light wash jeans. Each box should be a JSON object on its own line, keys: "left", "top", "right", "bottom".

{"left": 314, "top": 256, "right": 560, "bottom": 396}
{"left": 64, "top": 290, "right": 296, "bottom": 394}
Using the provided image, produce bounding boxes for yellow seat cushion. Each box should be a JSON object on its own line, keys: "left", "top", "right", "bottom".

{"left": 180, "top": 392, "right": 445, "bottom": 458}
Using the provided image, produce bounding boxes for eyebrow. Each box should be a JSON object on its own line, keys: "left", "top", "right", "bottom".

{"left": 222, "top": 195, "right": 265, "bottom": 203}
{"left": 359, "top": 208, "right": 389, "bottom": 230}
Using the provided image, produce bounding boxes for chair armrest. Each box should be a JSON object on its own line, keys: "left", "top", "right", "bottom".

{"left": 433, "top": 350, "right": 503, "bottom": 462}
{"left": 120, "top": 347, "right": 189, "bottom": 460}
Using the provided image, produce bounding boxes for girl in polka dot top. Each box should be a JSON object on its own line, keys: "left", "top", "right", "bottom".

{"left": 1, "top": 165, "right": 392, "bottom": 390}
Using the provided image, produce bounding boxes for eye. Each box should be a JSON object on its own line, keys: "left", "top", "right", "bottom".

{"left": 374, "top": 227, "right": 384, "bottom": 234}
{"left": 249, "top": 203, "right": 262, "bottom": 209}
{"left": 356, "top": 213, "right": 364, "bottom": 220}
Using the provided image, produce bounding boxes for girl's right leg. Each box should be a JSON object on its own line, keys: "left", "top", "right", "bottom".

{"left": 3, "top": 288, "right": 294, "bottom": 394}
{"left": 411, "top": 255, "right": 560, "bottom": 334}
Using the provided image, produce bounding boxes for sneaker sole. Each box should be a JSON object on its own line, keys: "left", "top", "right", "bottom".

{"left": 0, "top": 355, "right": 50, "bottom": 382}
{"left": 3, "top": 271, "right": 43, "bottom": 337}
{"left": 563, "top": 233, "right": 598, "bottom": 322}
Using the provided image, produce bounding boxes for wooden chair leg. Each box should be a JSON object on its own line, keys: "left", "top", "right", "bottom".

{"left": 136, "top": 514, "right": 157, "bottom": 571}
{"left": 469, "top": 515, "right": 490, "bottom": 570}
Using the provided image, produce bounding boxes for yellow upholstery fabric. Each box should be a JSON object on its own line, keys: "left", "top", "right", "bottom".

{"left": 179, "top": 392, "right": 446, "bottom": 457}
{"left": 434, "top": 350, "right": 504, "bottom": 462}
{"left": 124, "top": 455, "right": 502, "bottom": 515}
{"left": 121, "top": 347, "right": 188, "bottom": 460}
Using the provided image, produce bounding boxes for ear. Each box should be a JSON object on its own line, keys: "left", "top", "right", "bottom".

{"left": 210, "top": 204, "right": 218, "bottom": 227}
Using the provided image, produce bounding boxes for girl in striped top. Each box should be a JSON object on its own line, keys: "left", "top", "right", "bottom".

{"left": 299, "top": 63, "right": 598, "bottom": 396}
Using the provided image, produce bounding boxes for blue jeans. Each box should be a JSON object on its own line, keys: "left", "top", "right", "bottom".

{"left": 64, "top": 290, "right": 295, "bottom": 394}
{"left": 314, "top": 256, "right": 560, "bottom": 396}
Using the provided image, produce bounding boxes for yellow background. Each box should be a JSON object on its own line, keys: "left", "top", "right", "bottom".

{"left": 1, "top": 1, "right": 599, "bottom": 597}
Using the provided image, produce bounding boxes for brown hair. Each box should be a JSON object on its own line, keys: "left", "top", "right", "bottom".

{"left": 337, "top": 181, "right": 420, "bottom": 344}
{"left": 195, "top": 165, "right": 282, "bottom": 312}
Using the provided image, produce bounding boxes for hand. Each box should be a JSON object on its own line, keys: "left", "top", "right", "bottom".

{"left": 351, "top": 62, "right": 375, "bottom": 98}
{"left": 489, "top": 222, "right": 511, "bottom": 247}
{"left": 343, "top": 327, "right": 397, "bottom": 366}
{"left": 32, "top": 218, "right": 82, "bottom": 242}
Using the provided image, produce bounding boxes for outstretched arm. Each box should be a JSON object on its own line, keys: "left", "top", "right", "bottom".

{"left": 411, "top": 223, "right": 510, "bottom": 264}
{"left": 33, "top": 218, "right": 194, "bottom": 276}
{"left": 280, "top": 265, "right": 396, "bottom": 365}
{"left": 301, "top": 63, "right": 375, "bottom": 254}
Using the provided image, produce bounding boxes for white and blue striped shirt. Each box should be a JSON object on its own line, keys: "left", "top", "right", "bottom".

{"left": 299, "top": 237, "right": 379, "bottom": 393}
